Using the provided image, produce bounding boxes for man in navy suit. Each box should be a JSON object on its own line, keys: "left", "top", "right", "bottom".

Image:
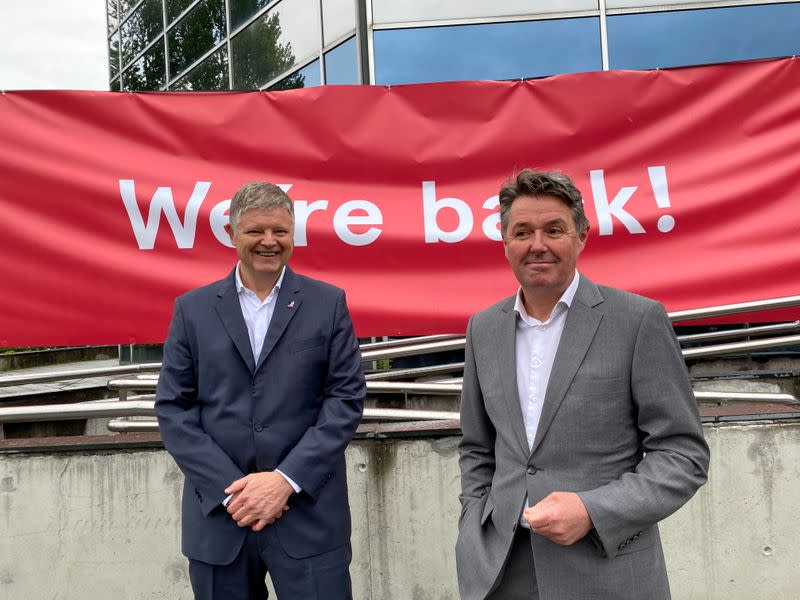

{"left": 155, "top": 181, "right": 366, "bottom": 600}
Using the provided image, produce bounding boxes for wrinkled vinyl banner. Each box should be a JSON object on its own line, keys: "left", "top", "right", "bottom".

{"left": 1, "top": 58, "right": 799, "bottom": 345}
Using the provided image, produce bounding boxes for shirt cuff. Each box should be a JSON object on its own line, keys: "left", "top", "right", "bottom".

{"left": 276, "top": 469, "right": 302, "bottom": 494}
{"left": 222, "top": 493, "right": 234, "bottom": 507}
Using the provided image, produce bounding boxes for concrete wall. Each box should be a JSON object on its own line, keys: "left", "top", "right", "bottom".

{"left": 1, "top": 421, "right": 798, "bottom": 599}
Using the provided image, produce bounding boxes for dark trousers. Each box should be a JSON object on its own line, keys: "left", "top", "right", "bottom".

{"left": 487, "top": 526, "right": 539, "bottom": 600}
{"left": 189, "top": 526, "right": 352, "bottom": 600}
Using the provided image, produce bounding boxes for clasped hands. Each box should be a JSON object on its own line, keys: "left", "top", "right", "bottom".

{"left": 523, "top": 491, "right": 593, "bottom": 546}
{"left": 225, "top": 471, "right": 293, "bottom": 532}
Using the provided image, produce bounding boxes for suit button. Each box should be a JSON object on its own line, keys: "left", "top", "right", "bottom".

{"left": 254, "top": 424, "right": 263, "bottom": 432}
{"left": 526, "top": 466, "right": 537, "bottom": 475}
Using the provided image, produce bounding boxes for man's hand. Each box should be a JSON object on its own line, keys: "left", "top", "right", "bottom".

{"left": 225, "top": 471, "right": 293, "bottom": 531}
{"left": 523, "top": 491, "right": 593, "bottom": 546}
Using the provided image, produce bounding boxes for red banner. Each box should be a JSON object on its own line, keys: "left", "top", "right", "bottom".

{"left": 1, "top": 58, "right": 799, "bottom": 345}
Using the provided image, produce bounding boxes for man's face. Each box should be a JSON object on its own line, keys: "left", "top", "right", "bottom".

{"left": 225, "top": 207, "right": 294, "bottom": 284}
{"left": 503, "top": 195, "right": 588, "bottom": 296}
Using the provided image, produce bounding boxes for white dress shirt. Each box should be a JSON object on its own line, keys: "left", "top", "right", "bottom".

{"left": 514, "top": 271, "right": 580, "bottom": 526}
{"left": 223, "top": 264, "right": 300, "bottom": 507}
{"left": 235, "top": 262, "right": 284, "bottom": 363}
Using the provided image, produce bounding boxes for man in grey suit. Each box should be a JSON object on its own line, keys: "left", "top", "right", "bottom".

{"left": 456, "top": 170, "right": 710, "bottom": 600}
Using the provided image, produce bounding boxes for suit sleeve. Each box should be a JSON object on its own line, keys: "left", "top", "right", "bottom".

{"left": 155, "top": 298, "right": 246, "bottom": 516}
{"left": 275, "top": 291, "right": 365, "bottom": 500}
{"left": 578, "top": 301, "right": 710, "bottom": 558}
{"left": 458, "top": 316, "right": 497, "bottom": 511}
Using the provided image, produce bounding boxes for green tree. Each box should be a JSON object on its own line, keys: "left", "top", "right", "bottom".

{"left": 232, "top": 12, "right": 298, "bottom": 90}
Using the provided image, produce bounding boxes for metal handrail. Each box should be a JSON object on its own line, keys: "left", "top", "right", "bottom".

{"left": 365, "top": 362, "right": 465, "bottom": 381}
{"left": 360, "top": 334, "right": 462, "bottom": 351}
{"left": 360, "top": 338, "right": 466, "bottom": 361}
{"left": 682, "top": 334, "right": 800, "bottom": 359}
{"left": 366, "top": 382, "right": 462, "bottom": 395}
{"left": 106, "top": 379, "right": 464, "bottom": 395}
{"left": 694, "top": 391, "right": 798, "bottom": 404}
{"left": 668, "top": 295, "right": 800, "bottom": 322}
{"left": 0, "top": 400, "right": 156, "bottom": 422}
{"left": 0, "top": 363, "right": 161, "bottom": 388}
{"left": 0, "top": 296, "right": 798, "bottom": 389}
{"left": 0, "top": 401, "right": 460, "bottom": 424}
{"left": 677, "top": 321, "right": 800, "bottom": 344}
{"left": 105, "top": 406, "right": 460, "bottom": 431}
{"left": 1, "top": 387, "right": 796, "bottom": 424}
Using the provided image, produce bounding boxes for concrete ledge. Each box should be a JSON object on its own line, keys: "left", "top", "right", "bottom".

{"left": 1, "top": 420, "right": 799, "bottom": 599}
{"left": 0, "top": 347, "right": 118, "bottom": 372}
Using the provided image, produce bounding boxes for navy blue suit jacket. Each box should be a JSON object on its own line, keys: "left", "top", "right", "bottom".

{"left": 155, "top": 266, "right": 366, "bottom": 565}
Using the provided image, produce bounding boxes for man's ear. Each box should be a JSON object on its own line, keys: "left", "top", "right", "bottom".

{"left": 578, "top": 226, "right": 589, "bottom": 248}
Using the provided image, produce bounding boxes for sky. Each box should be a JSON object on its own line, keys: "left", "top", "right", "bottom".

{"left": 0, "top": 0, "right": 109, "bottom": 90}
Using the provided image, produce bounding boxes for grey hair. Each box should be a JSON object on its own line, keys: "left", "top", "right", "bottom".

{"left": 229, "top": 182, "right": 294, "bottom": 230}
{"left": 498, "top": 169, "right": 590, "bottom": 236}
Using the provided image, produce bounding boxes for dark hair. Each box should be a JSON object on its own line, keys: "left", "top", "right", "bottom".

{"left": 229, "top": 182, "right": 294, "bottom": 230}
{"left": 499, "top": 169, "right": 589, "bottom": 236}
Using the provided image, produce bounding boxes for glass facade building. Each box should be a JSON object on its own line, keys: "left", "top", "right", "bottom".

{"left": 107, "top": 0, "right": 800, "bottom": 92}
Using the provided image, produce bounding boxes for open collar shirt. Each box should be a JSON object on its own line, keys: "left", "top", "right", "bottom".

{"left": 228, "top": 264, "right": 300, "bottom": 495}
{"left": 234, "top": 263, "right": 285, "bottom": 363}
{"left": 514, "top": 271, "right": 580, "bottom": 525}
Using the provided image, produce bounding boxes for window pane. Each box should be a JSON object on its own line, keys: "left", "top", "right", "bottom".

{"left": 608, "top": 4, "right": 800, "bottom": 71}
{"left": 109, "top": 32, "right": 121, "bottom": 78}
{"left": 166, "top": 0, "right": 196, "bottom": 24}
{"left": 323, "top": 0, "right": 356, "bottom": 45}
{"left": 123, "top": 37, "right": 166, "bottom": 90}
{"left": 373, "top": 0, "right": 598, "bottom": 24}
{"left": 108, "top": 0, "right": 119, "bottom": 31}
{"left": 374, "top": 18, "right": 601, "bottom": 85}
{"left": 325, "top": 36, "right": 357, "bottom": 84}
{"left": 230, "top": 0, "right": 272, "bottom": 30}
{"left": 172, "top": 47, "right": 229, "bottom": 89}
{"left": 168, "top": 0, "right": 226, "bottom": 79}
{"left": 268, "top": 59, "right": 321, "bottom": 91}
{"left": 111, "top": 78, "right": 122, "bottom": 91}
{"left": 231, "top": 0, "right": 321, "bottom": 89}
{"left": 121, "top": 0, "right": 165, "bottom": 66}
{"left": 608, "top": 0, "right": 743, "bottom": 8}
{"left": 119, "top": 0, "right": 139, "bottom": 20}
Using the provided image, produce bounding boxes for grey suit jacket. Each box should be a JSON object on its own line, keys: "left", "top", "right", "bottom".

{"left": 456, "top": 275, "right": 709, "bottom": 600}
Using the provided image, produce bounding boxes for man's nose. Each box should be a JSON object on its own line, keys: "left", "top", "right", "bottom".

{"left": 259, "top": 231, "right": 276, "bottom": 246}
{"left": 527, "top": 230, "right": 548, "bottom": 252}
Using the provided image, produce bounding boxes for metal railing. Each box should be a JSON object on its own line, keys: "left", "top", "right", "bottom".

{"left": 668, "top": 295, "right": 800, "bottom": 323}
{"left": 0, "top": 363, "right": 161, "bottom": 388}
{"left": 1, "top": 295, "right": 799, "bottom": 430}
{"left": 693, "top": 391, "right": 798, "bottom": 404}
{"left": 106, "top": 379, "right": 465, "bottom": 396}
{"left": 0, "top": 386, "right": 796, "bottom": 428}
{"left": 676, "top": 321, "right": 800, "bottom": 344}
{"left": 2, "top": 294, "right": 799, "bottom": 390}
{"left": 0, "top": 401, "right": 459, "bottom": 425}
{"left": 365, "top": 362, "right": 465, "bottom": 381}
{"left": 360, "top": 334, "right": 462, "bottom": 351}
{"left": 682, "top": 334, "right": 800, "bottom": 359}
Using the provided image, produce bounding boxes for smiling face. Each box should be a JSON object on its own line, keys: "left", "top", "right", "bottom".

{"left": 225, "top": 207, "right": 294, "bottom": 292}
{"left": 503, "top": 194, "right": 588, "bottom": 304}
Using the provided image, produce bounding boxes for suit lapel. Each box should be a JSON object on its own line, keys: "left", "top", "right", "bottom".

{"left": 215, "top": 269, "right": 255, "bottom": 374}
{"left": 256, "top": 267, "right": 302, "bottom": 371}
{"left": 531, "top": 277, "right": 604, "bottom": 456}
{"left": 497, "top": 297, "right": 531, "bottom": 457}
